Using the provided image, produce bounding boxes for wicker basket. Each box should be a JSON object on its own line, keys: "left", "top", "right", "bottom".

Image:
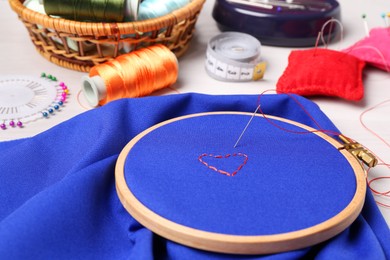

{"left": 8, "top": 0, "right": 205, "bottom": 72}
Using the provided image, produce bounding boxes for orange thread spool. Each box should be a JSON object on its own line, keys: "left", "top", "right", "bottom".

{"left": 82, "top": 44, "right": 178, "bottom": 107}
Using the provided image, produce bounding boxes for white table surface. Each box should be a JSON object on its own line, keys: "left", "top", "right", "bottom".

{"left": 1, "top": 0, "right": 390, "bottom": 227}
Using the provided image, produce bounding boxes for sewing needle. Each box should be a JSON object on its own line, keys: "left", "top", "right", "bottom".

{"left": 233, "top": 104, "right": 260, "bottom": 148}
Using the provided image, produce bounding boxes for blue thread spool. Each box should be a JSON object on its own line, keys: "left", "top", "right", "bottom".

{"left": 137, "top": 0, "right": 190, "bottom": 21}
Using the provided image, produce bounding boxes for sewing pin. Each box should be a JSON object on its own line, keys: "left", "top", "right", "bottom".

{"left": 387, "top": 13, "right": 390, "bottom": 34}
{"left": 381, "top": 13, "right": 389, "bottom": 27}
{"left": 233, "top": 105, "right": 260, "bottom": 148}
{"left": 362, "top": 14, "right": 369, "bottom": 36}
{"left": 388, "top": 12, "right": 390, "bottom": 24}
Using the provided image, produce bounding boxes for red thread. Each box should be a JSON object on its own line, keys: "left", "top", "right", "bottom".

{"left": 360, "top": 99, "right": 390, "bottom": 149}
{"left": 360, "top": 100, "right": 390, "bottom": 208}
{"left": 198, "top": 153, "right": 248, "bottom": 177}
{"left": 167, "top": 86, "right": 181, "bottom": 94}
{"left": 367, "top": 164, "right": 390, "bottom": 208}
{"left": 77, "top": 89, "right": 93, "bottom": 110}
{"left": 256, "top": 90, "right": 390, "bottom": 208}
{"left": 257, "top": 89, "right": 341, "bottom": 137}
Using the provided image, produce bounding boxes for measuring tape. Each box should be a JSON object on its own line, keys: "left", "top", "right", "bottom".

{"left": 205, "top": 32, "right": 266, "bottom": 82}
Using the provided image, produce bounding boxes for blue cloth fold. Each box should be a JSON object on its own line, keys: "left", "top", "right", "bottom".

{"left": 0, "top": 93, "right": 389, "bottom": 259}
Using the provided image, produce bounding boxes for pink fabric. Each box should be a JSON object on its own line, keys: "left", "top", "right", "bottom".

{"left": 276, "top": 48, "right": 366, "bottom": 101}
{"left": 342, "top": 27, "right": 390, "bottom": 72}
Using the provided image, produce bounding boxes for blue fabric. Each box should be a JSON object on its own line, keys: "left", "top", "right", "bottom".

{"left": 0, "top": 93, "right": 389, "bottom": 259}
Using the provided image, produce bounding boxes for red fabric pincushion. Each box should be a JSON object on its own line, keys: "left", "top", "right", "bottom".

{"left": 276, "top": 48, "right": 366, "bottom": 101}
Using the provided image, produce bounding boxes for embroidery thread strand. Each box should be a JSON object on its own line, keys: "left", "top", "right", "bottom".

{"left": 198, "top": 153, "right": 249, "bottom": 177}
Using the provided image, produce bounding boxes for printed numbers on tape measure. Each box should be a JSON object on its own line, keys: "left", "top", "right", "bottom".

{"left": 240, "top": 67, "right": 253, "bottom": 80}
{"left": 206, "top": 52, "right": 217, "bottom": 74}
{"left": 226, "top": 65, "right": 240, "bottom": 80}
{"left": 206, "top": 51, "right": 255, "bottom": 81}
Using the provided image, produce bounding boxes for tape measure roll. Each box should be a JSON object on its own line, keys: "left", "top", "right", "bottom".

{"left": 205, "top": 32, "right": 266, "bottom": 82}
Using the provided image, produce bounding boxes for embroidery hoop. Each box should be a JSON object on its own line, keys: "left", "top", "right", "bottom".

{"left": 115, "top": 112, "right": 366, "bottom": 255}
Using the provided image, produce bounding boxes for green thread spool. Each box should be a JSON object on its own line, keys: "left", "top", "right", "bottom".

{"left": 25, "top": 0, "right": 95, "bottom": 51}
{"left": 43, "top": 0, "right": 129, "bottom": 22}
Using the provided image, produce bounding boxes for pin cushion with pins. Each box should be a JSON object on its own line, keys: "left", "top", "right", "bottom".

{"left": 212, "top": 0, "right": 341, "bottom": 47}
{"left": 8, "top": 0, "right": 205, "bottom": 72}
{"left": 0, "top": 73, "right": 68, "bottom": 130}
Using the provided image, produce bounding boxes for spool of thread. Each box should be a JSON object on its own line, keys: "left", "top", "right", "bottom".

{"left": 43, "top": 0, "right": 140, "bottom": 22}
{"left": 137, "top": 0, "right": 190, "bottom": 21}
{"left": 25, "top": 0, "right": 95, "bottom": 51}
{"left": 82, "top": 44, "right": 178, "bottom": 107}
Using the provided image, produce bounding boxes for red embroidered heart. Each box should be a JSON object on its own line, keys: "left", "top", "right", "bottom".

{"left": 198, "top": 153, "right": 248, "bottom": 176}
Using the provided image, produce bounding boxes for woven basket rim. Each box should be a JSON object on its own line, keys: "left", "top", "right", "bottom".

{"left": 9, "top": 0, "right": 205, "bottom": 36}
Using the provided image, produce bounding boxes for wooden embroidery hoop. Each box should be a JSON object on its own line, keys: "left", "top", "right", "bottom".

{"left": 115, "top": 112, "right": 366, "bottom": 255}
